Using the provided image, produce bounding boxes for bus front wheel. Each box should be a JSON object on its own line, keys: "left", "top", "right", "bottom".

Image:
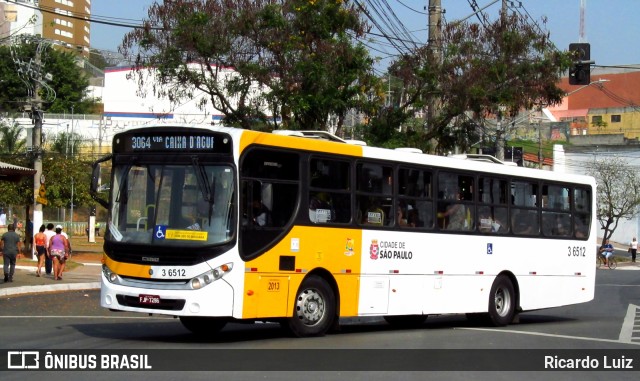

{"left": 179, "top": 316, "right": 227, "bottom": 336}
{"left": 488, "top": 275, "right": 516, "bottom": 326}
{"left": 288, "top": 275, "right": 336, "bottom": 337}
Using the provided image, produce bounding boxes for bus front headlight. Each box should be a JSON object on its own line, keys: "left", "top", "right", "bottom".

{"left": 102, "top": 264, "right": 121, "bottom": 284}
{"left": 191, "top": 263, "right": 233, "bottom": 290}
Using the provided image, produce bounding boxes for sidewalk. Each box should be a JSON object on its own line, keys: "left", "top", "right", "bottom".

{"left": 0, "top": 260, "right": 102, "bottom": 297}
{"left": 0, "top": 236, "right": 104, "bottom": 298}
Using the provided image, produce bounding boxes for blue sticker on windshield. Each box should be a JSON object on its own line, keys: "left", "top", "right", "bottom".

{"left": 154, "top": 225, "right": 167, "bottom": 240}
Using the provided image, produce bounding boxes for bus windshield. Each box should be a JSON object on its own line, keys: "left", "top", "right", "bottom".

{"left": 108, "top": 162, "right": 235, "bottom": 246}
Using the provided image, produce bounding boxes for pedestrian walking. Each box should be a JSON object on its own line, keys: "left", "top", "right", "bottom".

{"left": 34, "top": 225, "right": 47, "bottom": 277}
{"left": 629, "top": 237, "right": 638, "bottom": 263}
{"left": 48, "top": 225, "right": 70, "bottom": 281}
{"left": 1, "top": 224, "right": 23, "bottom": 283}
{"left": 43, "top": 223, "right": 56, "bottom": 276}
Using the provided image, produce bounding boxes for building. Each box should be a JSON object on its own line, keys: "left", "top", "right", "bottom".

{"left": 547, "top": 67, "right": 640, "bottom": 140}
{"left": 0, "top": 0, "right": 91, "bottom": 57}
{"left": 102, "top": 65, "right": 276, "bottom": 128}
{"left": 40, "top": 0, "right": 91, "bottom": 56}
{"left": 548, "top": 67, "right": 640, "bottom": 244}
{"left": 0, "top": 1, "right": 41, "bottom": 40}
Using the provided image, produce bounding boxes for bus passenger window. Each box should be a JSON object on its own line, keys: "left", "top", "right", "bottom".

{"left": 357, "top": 196, "right": 389, "bottom": 226}
{"left": 511, "top": 209, "right": 539, "bottom": 235}
{"left": 252, "top": 198, "right": 271, "bottom": 226}
{"left": 308, "top": 158, "right": 351, "bottom": 224}
{"left": 364, "top": 199, "right": 384, "bottom": 225}
{"left": 309, "top": 192, "right": 334, "bottom": 223}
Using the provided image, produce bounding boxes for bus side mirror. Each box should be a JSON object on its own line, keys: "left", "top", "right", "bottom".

{"left": 90, "top": 154, "right": 112, "bottom": 209}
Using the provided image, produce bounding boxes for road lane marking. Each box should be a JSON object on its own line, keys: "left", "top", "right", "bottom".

{"left": 619, "top": 304, "right": 640, "bottom": 343}
{"left": 457, "top": 327, "right": 640, "bottom": 346}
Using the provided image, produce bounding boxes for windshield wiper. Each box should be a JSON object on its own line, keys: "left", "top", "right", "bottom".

{"left": 191, "top": 157, "right": 215, "bottom": 221}
{"left": 115, "top": 163, "right": 133, "bottom": 203}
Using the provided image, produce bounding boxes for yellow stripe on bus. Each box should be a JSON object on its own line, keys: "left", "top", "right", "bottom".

{"left": 242, "top": 225, "right": 363, "bottom": 319}
{"left": 239, "top": 130, "right": 364, "bottom": 157}
{"left": 103, "top": 255, "right": 152, "bottom": 279}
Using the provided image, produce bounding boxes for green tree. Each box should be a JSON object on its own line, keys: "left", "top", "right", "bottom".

{"left": 120, "top": 0, "right": 377, "bottom": 132}
{"left": 588, "top": 157, "right": 640, "bottom": 246}
{"left": 0, "top": 120, "right": 27, "bottom": 154}
{"left": 42, "top": 154, "right": 93, "bottom": 210}
{"left": 383, "top": 13, "right": 572, "bottom": 154}
{"left": 0, "top": 120, "right": 33, "bottom": 212}
{"left": 0, "top": 119, "right": 92, "bottom": 213}
{"left": 50, "top": 131, "right": 85, "bottom": 157}
{"left": 0, "top": 41, "right": 97, "bottom": 114}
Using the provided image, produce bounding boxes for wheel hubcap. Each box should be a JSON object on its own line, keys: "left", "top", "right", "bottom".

{"left": 295, "top": 289, "right": 325, "bottom": 326}
{"left": 495, "top": 287, "right": 511, "bottom": 317}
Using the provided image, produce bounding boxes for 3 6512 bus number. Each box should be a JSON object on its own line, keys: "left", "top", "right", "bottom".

{"left": 568, "top": 246, "right": 587, "bottom": 257}
{"left": 161, "top": 268, "right": 186, "bottom": 277}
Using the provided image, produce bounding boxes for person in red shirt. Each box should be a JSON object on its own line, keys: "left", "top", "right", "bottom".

{"left": 33, "top": 225, "right": 47, "bottom": 277}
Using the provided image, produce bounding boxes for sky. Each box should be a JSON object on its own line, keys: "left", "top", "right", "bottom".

{"left": 89, "top": 0, "right": 640, "bottom": 71}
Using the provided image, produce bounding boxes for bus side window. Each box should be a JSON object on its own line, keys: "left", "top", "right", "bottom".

{"left": 356, "top": 162, "right": 392, "bottom": 227}
{"left": 308, "top": 158, "right": 351, "bottom": 224}
{"left": 360, "top": 197, "right": 385, "bottom": 226}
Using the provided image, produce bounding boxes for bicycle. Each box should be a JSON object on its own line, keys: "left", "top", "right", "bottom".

{"left": 597, "top": 252, "right": 618, "bottom": 269}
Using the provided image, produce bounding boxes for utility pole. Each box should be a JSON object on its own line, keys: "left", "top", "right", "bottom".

{"left": 427, "top": 0, "right": 442, "bottom": 141}
{"left": 32, "top": 44, "right": 45, "bottom": 259}
{"left": 495, "top": 0, "right": 509, "bottom": 161}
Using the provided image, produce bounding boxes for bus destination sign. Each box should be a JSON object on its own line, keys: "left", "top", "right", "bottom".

{"left": 116, "top": 131, "right": 231, "bottom": 153}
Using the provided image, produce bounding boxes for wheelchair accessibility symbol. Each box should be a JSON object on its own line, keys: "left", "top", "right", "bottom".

{"left": 487, "top": 243, "right": 493, "bottom": 255}
{"left": 155, "top": 225, "right": 167, "bottom": 240}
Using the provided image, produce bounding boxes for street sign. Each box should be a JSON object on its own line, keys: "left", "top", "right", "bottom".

{"left": 36, "top": 184, "right": 47, "bottom": 205}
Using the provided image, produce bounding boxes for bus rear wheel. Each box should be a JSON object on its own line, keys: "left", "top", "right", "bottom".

{"left": 288, "top": 275, "right": 336, "bottom": 337}
{"left": 179, "top": 316, "right": 227, "bottom": 336}
{"left": 488, "top": 275, "right": 516, "bottom": 326}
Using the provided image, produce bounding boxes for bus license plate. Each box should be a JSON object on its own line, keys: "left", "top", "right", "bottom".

{"left": 139, "top": 294, "right": 161, "bottom": 305}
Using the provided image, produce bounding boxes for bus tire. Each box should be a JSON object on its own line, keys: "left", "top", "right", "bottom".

{"left": 488, "top": 275, "right": 516, "bottom": 327}
{"left": 179, "top": 316, "right": 227, "bottom": 336}
{"left": 383, "top": 315, "right": 427, "bottom": 327}
{"left": 288, "top": 275, "right": 336, "bottom": 337}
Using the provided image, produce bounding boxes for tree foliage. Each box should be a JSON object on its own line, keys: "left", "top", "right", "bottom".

{"left": 383, "top": 13, "right": 573, "bottom": 153}
{"left": 0, "top": 120, "right": 27, "bottom": 154}
{"left": 0, "top": 119, "right": 92, "bottom": 210}
{"left": 50, "top": 131, "right": 85, "bottom": 157}
{"left": 120, "top": 0, "right": 377, "bottom": 132}
{"left": 588, "top": 157, "right": 640, "bottom": 245}
{"left": 0, "top": 42, "right": 96, "bottom": 114}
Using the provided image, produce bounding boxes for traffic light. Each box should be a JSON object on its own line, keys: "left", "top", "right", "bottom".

{"left": 569, "top": 43, "right": 591, "bottom": 85}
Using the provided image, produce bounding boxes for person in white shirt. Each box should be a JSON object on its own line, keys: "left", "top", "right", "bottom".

{"left": 629, "top": 237, "right": 637, "bottom": 263}
{"left": 43, "top": 223, "right": 57, "bottom": 276}
{"left": 0, "top": 209, "right": 6, "bottom": 226}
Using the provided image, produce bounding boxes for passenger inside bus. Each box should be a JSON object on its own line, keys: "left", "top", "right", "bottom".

{"left": 362, "top": 198, "right": 385, "bottom": 226}
{"left": 512, "top": 210, "right": 538, "bottom": 235}
{"left": 309, "top": 192, "right": 334, "bottom": 223}
{"left": 252, "top": 199, "right": 271, "bottom": 226}
{"left": 407, "top": 208, "right": 420, "bottom": 227}
{"left": 439, "top": 191, "right": 470, "bottom": 230}
{"left": 397, "top": 205, "right": 409, "bottom": 227}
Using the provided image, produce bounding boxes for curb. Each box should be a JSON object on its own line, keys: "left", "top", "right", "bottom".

{"left": 0, "top": 282, "right": 100, "bottom": 297}
{"left": 1, "top": 263, "right": 102, "bottom": 298}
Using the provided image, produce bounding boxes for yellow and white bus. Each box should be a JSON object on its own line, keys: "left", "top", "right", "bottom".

{"left": 91, "top": 125, "right": 596, "bottom": 337}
